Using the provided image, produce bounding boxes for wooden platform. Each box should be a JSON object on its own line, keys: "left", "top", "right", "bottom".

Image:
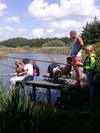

{"left": 25, "top": 79, "right": 65, "bottom": 89}
{"left": 25, "top": 79, "right": 66, "bottom": 103}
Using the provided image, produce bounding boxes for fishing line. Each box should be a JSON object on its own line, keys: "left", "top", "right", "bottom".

{"left": 0, "top": 62, "right": 15, "bottom": 69}
{"left": 5, "top": 56, "right": 66, "bottom": 65}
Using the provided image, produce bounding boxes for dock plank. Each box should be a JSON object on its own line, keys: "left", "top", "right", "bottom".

{"left": 25, "top": 79, "right": 65, "bottom": 103}
{"left": 25, "top": 79, "right": 65, "bottom": 90}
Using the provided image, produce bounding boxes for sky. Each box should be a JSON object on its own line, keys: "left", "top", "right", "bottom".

{"left": 0, "top": 0, "right": 100, "bottom": 41}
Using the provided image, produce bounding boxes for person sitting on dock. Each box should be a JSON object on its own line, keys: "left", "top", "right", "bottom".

{"left": 10, "top": 58, "right": 33, "bottom": 90}
{"left": 47, "top": 57, "right": 60, "bottom": 79}
{"left": 10, "top": 59, "right": 26, "bottom": 89}
{"left": 53, "top": 57, "right": 73, "bottom": 81}
{"left": 32, "top": 60, "right": 41, "bottom": 80}
{"left": 21, "top": 58, "right": 33, "bottom": 81}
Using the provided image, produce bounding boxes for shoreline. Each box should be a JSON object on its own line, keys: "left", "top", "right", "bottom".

{"left": 0, "top": 46, "right": 70, "bottom": 59}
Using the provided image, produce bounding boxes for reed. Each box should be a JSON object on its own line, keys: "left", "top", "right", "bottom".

{"left": 0, "top": 46, "right": 27, "bottom": 59}
{"left": 0, "top": 82, "right": 100, "bottom": 133}
{"left": 0, "top": 86, "right": 55, "bottom": 133}
{"left": 35, "top": 46, "right": 70, "bottom": 55}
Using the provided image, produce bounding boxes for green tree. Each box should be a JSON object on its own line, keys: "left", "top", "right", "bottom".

{"left": 81, "top": 17, "right": 100, "bottom": 45}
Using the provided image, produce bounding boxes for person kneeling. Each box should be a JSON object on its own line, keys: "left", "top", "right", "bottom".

{"left": 53, "top": 57, "right": 72, "bottom": 82}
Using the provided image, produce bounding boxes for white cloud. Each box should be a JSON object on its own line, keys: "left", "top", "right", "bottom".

{"left": 28, "top": 19, "right": 83, "bottom": 39}
{"left": 27, "top": 21, "right": 79, "bottom": 39}
{"left": 26, "top": 0, "right": 100, "bottom": 39}
{"left": 30, "top": 28, "right": 44, "bottom": 38}
{"left": 27, "top": 0, "right": 100, "bottom": 20}
{"left": 0, "top": 0, "right": 100, "bottom": 41}
{"left": 0, "top": 2, "right": 7, "bottom": 16}
{"left": 50, "top": 20, "right": 82, "bottom": 30}
{"left": 0, "top": 26, "right": 27, "bottom": 41}
{"left": 6, "top": 16, "right": 20, "bottom": 23}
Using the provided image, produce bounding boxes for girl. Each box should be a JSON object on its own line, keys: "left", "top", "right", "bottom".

{"left": 32, "top": 61, "right": 41, "bottom": 80}
{"left": 77, "top": 45, "right": 96, "bottom": 104}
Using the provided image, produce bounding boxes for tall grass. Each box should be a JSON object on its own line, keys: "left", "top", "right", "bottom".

{"left": 0, "top": 46, "right": 27, "bottom": 59}
{"left": 0, "top": 80, "right": 100, "bottom": 133}
{"left": 35, "top": 46, "right": 70, "bottom": 55}
{"left": 0, "top": 86, "right": 56, "bottom": 133}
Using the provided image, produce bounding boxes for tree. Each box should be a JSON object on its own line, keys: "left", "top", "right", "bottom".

{"left": 81, "top": 17, "right": 100, "bottom": 45}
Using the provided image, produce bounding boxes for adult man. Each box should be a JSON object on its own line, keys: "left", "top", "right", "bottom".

{"left": 69, "top": 30, "right": 84, "bottom": 87}
{"left": 47, "top": 57, "right": 60, "bottom": 79}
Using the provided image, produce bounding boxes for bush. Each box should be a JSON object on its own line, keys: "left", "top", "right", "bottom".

{"left": 42, "top": 40, "right": 66, "bottom": 47}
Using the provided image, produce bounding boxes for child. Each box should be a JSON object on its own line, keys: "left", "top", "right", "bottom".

{"left": 32, "top": 60, "right": 41, "bottom": 80}
{"left": 53, "top": 57, "right": 72, "bottom": 81}
{"left": 77, "top": 45, "right": 96, "bottom": 104}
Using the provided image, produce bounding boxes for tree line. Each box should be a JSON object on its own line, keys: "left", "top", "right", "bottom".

{"left": 0, "top": 37, "right": 71, "bottom": 48}
{"left": 0, "top": 17, "right": 100, "bottom": 47}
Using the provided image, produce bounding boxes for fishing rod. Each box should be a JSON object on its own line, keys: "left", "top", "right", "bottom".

{"left": 0, "top": 55, "right": 66, "bottom": 70}
{"left": 0, "top": 62, "right": 15, "bottom": 69}
{"left": 5, "top": 56, "right": 66, "bottom": 65}
{"left": 0, "top": 73, "right": 17, "bottom": 76}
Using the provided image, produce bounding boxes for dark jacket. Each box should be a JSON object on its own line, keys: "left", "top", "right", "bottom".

{"left": 48, "top": 63, "right": 60, "bottom": 78}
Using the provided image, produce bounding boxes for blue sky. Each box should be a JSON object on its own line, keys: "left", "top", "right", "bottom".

{"left": 0, "top": 0, "right": 100, "bottom": 41}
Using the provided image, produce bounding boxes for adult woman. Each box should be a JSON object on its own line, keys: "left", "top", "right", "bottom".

{"left": 10, "top": 58, "right": 33, "bottom": 90}
{"left": 10, "top": 59, "right": 26, "bottom": 89}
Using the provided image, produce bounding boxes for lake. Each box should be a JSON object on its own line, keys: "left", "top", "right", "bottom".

{"left": 0, "top": 52, "right": 67, "bottom": 104}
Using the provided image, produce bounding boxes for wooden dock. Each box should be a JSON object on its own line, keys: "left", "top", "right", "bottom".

{"left": 25, "top": 79, "right": 66, "bottom": 103}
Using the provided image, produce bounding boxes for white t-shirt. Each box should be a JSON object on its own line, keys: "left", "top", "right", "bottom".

{"left": 24, "top": 63, "right": 33, "bottom": 76}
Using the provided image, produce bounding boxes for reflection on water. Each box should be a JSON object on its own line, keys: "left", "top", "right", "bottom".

{"left": 0, "top": 52, "right": 67, "bottom": 104}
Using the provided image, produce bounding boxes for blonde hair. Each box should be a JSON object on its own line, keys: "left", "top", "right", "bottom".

{"left": 15, "top": 60, "right": 22, "bottom": 65}
{"left": 85, "top": 45, "right": 94, "bottom": 53}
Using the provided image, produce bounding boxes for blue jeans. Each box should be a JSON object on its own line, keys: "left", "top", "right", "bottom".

{"left": 85, "top": 70, "right": 95, "bottom": 101}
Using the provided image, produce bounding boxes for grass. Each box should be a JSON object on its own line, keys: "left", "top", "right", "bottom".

{"left": 34, "top": 46, "right": 70, "bottom": 55}
{"left": 0, "top": 46, "right": 27, "bottom": 59}
{"left": 0, "top": 42, "right": 100, "bottom": 133}
{"left": 0, "top": 82, "right": 100, "bottom": 133}
{"left": 0, "top": 45, "right": 70, "bottom": 59}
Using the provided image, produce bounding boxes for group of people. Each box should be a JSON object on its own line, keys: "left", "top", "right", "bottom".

{"left": 10, "top": 58, "right": 40, "bottom": 90}
{"left": 47, "top": 56, "right": 73, "bottom": 82}
{"left": 47, "top": 30, "right": 97, "bottom": 104}
{"left": 69, "top": 30, "right": 97, "bottom": 104}
{"left": 10, "top": 30, "right": 97, "bottom": 104}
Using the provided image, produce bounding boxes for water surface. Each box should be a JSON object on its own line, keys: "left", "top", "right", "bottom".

{"left": 0, "top": 52, "right": 67, "bottom": 104}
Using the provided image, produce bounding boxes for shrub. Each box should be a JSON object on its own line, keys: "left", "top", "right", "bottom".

{"left": 42, "top": 40, "right": 66, "bottom": 47}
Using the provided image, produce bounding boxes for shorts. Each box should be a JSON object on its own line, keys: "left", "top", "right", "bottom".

{"left": 72, "top": 56, "right": 82, "bottom": 71}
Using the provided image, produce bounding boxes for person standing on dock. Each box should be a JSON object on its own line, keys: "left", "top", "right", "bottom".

{"left": 69, "top": 30, "right": 84, "bottom": 87}
{"left": 76, "top": 45, "right": 97, "bottom": 104}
